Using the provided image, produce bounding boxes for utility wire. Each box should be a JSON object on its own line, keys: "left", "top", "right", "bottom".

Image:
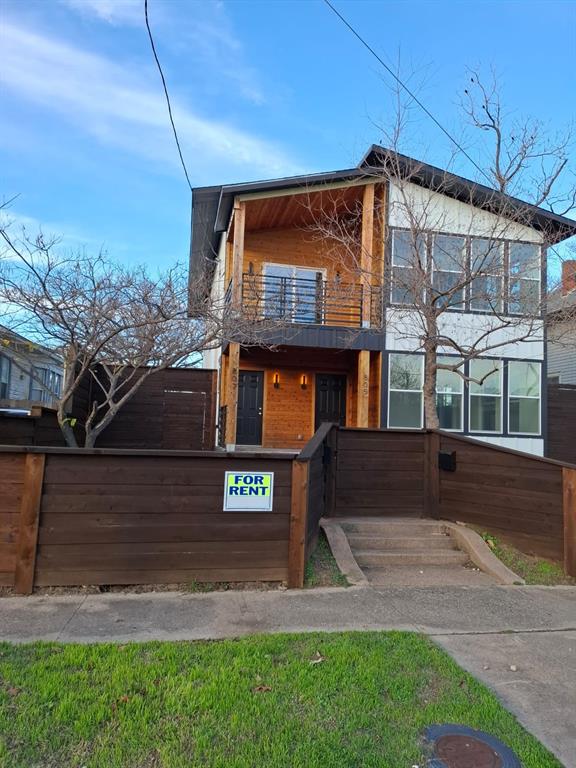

{"left": 144, "top": 0, "right": 193, "bottom": 192}
{"left": 322, "top": 0, "right": 494, "bottom": 186}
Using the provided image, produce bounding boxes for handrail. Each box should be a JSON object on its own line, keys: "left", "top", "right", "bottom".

{"left": 296, "top": 422, "right": 335, "bottom": 461}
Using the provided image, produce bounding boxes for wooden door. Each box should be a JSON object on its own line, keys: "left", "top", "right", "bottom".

{"left": 315, "top": 374, "right": 346, "bottom": 430}
{"left": 236, "top": 371, "right": 264, "bottom": 445}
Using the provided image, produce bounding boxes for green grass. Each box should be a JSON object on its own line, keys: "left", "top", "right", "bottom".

{"left": 0, "top": 633, "right": 561, "bottom": 768}
{"left": 304, "top": 531, "right": 349, "bottom": 588}
{"left": 481, "top": 532, "right": 576, "bottom": 586}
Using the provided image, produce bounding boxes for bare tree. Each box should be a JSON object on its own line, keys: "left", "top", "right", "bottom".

{"left": 0, "top": 224, "right": 272, "bottom": 447}
{"left": 309, "top": 71, "right": 576, "bottom": 428}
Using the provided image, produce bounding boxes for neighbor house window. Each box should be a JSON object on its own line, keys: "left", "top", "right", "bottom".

{"left": 30, "top": 367, "right": 62, "bottom": 403}
{"left": 436, "top": 357, "right": 464, "bottom": 431}
{"left": 432, "top": 234, "right": 466, "bottom": 309}
{"left": 0, "top": 355, "right": 10, "bottom": 399}
{"left": 469, "top": 359, "right": 502, "bottom": 433}
{"left": 390, "top": 230, "right": 425, "bottom": 305}
{"left": 509, "top": 242, "right": 541, "bottom": 314}
{"left": 508, "top": 361, "right": 541, "bottom": 435}
{"left": 263, "top": 264, "right": 323, "bottom": 324}
{"left": 388, "top": 353, "right": 423, "bottom": 428}
{"left": 470, "top": 238, "right": 504, "bottom": 312}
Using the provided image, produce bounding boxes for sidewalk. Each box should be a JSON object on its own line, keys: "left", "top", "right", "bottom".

{"left": 2, "top": 584, "right": 576, "bottom": 765}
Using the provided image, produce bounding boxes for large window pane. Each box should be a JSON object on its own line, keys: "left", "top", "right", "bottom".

{"left": 0, "top": 355, "right": 10, "bottom": 399}
{"left": 469, "top": 360, "right": 501, "bottom": 395}
{"left": 509, "top": 277, "right": 540, "bottom": 314}
{"left": 432, "top": 235, "right": 465, "bottom": 309}
{"left": 389, "top": 391, "right": 422, "bottom": 428}
{"left": 391, "top": 230, "right": 425, "bottom": 305}
{"left": 470, "top": 395, "right": 501, "bottom": 432}
{"left": 509, "top": 243, "right": 540, "bottom": 315}
{"left": 509, "top": 361, "right": 540, "bottom": 397}
{"left": 509, "top": 242, "right": 540, "bottom": 279}
{"left": 509, "top": 398, "right": 540, "bottom": 434}
{"left": 436, "top": 393, "right": 462, "bottom": 430}
{"left": 389, "top": 354, "right": 423, "bottom": 391}
{"left": 471, "top": 238, "right": 504, "bottom": 273}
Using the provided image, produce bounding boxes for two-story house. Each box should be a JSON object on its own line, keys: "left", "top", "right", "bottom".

{"left": 190, "top": 147, "right": 576, "bottom": 456}
{"left": 0, "top": 325, "right": 63, "bottom": 411}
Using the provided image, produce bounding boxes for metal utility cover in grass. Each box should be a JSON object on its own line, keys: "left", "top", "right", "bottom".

{"left": 424, "top": 724, "right": 521, "bottom": 768}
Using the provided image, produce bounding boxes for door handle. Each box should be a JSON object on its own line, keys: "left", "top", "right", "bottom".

{"left": 258, "top": 408, "right": 262, "bottom": 415}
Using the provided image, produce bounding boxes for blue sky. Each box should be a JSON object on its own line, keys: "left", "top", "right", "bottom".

{"left": 1, "top": 0, "right": 575, "bottom": 270}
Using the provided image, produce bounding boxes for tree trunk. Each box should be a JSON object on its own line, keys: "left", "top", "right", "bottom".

{"left": 57, "top": 408, "right": 79, "bottom": 448}
{"left": 423, "top": 346, "right": 439, "bottom": 430}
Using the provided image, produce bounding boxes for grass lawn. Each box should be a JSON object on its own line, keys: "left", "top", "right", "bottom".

{"left": 304, "top": 531, "right": 349, "bottom": 588}
{"left": 0, "top": 632, "right": 561, "bottom": 768}
{"left": 481, "top": 532, "right": 576, "bottom": 586}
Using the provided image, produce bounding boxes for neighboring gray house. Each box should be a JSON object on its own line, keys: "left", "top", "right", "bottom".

{"left": 547, "top": 260, "right": 576, "bottom": 384}
{"left": 0, "top": 325, "right": 63, "bottom": 409}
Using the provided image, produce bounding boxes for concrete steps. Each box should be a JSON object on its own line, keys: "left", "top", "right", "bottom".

{"left": 336, "top": 517, "right": 494, "bottom": 587}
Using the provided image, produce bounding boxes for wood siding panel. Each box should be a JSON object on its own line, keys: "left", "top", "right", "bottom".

{"left": 547, "top": 383, "right": 576, "bottom": 465}
{"left": 438, "top": 434, "right": 565, "bottom": 559}
{"left": 0, "top": 453, "right": 25, "bottom": 586}
{"left": 33, "top": 452, "right": 292, "bottom": 587}
{"left": 333, "top": 429, "right": 426, "bottom": 517}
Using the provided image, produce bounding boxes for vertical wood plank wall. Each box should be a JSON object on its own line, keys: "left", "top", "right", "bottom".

{"left": 0, "top": 453, "right": 25, "bottom": 586}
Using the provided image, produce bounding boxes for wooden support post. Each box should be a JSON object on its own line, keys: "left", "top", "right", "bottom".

{"left": 14, "top": 452, "right": 45, "bottom": 595}
{"left": 361, "top": 183, "right": 375, "bottom": 327}
{"left": 288, "top": 459, "right": 309, "bottom": 588}
{"left": 563, "top": 467, "right": 576, "bottom": 577}
{"left": 231, "top": 201, "right": 246, "bottom": 308}
{"left": 357, "top": 350, "right": 370, "bottom": 428}
{"left": 325, "top": 427, "right": 338, "bottom": 518}
{"left": 424, "top": 432, "right": 440, "bottom": 519}
{"left": 225, "top": 343, "right": 240, "bottom": 449}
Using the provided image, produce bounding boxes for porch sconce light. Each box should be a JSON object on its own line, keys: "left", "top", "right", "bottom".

{"left": 273, "top": 372, "right": 280, "bottom": 389}
{"left": 300, "top": 374, "right": 307, "bottom": 390}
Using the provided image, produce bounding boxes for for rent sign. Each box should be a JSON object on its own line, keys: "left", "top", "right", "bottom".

{"left": 223, "top": 472, "right": 274, "bottom": 512}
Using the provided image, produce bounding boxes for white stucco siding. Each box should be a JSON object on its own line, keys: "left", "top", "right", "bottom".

{"left": 472, "top": 435, "right": 544, "bottom": 456}
{"left": 385, "top": 308, "right": 544, "bottom": 360}
{"left": 388, "top": 180, "right": 543, "bottom": 243}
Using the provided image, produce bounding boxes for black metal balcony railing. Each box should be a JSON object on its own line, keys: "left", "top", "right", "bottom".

{"left": 234, "top": 273, "right": 382, "bottom": 329}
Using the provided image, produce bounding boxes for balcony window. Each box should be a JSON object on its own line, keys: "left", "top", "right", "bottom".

{"left": 436, "top": 356, "right": 463, "bottom": 431}
{"left": 508, "top": 361, "right": 541, "bottom": 434}
{"left": 0, "top": 354, "right": 10, "bottom": 399}
{"left": 509, "top": 243, "right": 541, "bottom": 315}
{"left": 469, "top": 359, "right": 502, "bottom": 433}
{"left": 263, "top": 264, "right": 323, "bottom": 324}
{"left": 391, "top": 230, "right": 426, "bottom": 305}
{"left": 432, "top": 234, "right": 466, "bottom": 309}
{"left": 388, "top": 353, "right": 423, "bottom": 428}
{"left": 470, "top": 238, "right": 504, "bottom": 312}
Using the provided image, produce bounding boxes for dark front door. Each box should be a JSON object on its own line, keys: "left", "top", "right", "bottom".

{"left": 315, "top": 374, "right": 347, "bottom": 430}
{"left": 236, "top": 371, "right": 264, "bottom": 445}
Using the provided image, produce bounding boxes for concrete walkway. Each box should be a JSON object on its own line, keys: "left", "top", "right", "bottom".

{"left": 1, "top": 584, "right": 575, "bottom": 765}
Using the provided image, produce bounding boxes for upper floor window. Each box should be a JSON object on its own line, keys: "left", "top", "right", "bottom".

{"left": 432, "top": 235, "right": 466, "bottom": 309}
{"left": 0, "top": 355, "right": 10, "bottom": 399}
{"left": 436, "top": 357, "right": 464, "bottom": 431}
{"left": 470, "top": 238, "right": 504, "bottom": 312}
{"left": 391, "top": 230, "right": 425, "bottom": 305}
{"left": 469, "top": 359, "right": 502, "bottom": 433}
{"left": 30, "top": 366, "right": 62, "bottom": 403}
{"left": 509, "top": 243, "right": 541, "bottom": 315}
{"left": 508, "top": 360, "right": 541, "bottom": 434}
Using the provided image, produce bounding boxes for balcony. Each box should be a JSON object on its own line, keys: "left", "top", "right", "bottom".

{"left": 237, "top": 273, "right": 382, "bottom": 329}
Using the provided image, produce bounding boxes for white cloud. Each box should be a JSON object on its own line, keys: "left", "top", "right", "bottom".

{"left": 0, "top": 208, "right": 105, "bottom": 251}
{"left": 60, "top": 0, "right": 142, "bottom": 26}
{"left": 0, "top": 21, "right": 302, "bottom": 181}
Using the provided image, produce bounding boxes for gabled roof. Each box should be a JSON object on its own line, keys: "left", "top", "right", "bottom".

{"left": 189, "top": 146, "right": 576, "bottom": 278}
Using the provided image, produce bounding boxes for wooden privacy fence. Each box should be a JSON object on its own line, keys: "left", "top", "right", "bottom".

{"left": 1, "top": 425, "right": 575, "bottom": 593}
{"left": 547, "top": 382, "right": 576, "bottom": 466}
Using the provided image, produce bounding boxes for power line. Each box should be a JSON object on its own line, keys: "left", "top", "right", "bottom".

{"left": 144, "top": 0, "right": 193, "bottom": 192}
{"left": 322, "top": 0, "right": 494, "bottom": 186}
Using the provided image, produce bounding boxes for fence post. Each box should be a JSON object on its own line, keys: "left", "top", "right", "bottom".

{"left": 14, "top": 452, "right": 46, "bottom": 595}
{"left": 424, "top": 432, "right": 440, "bottom": 519}
{"left": 288, "top": 459, "right": 309, "bottom": 588}
{"left": 324, "top": 426, "right": 338, "bottom": 517}
{"left": 563, "top": 467, "right": 576, "bottom": 577}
